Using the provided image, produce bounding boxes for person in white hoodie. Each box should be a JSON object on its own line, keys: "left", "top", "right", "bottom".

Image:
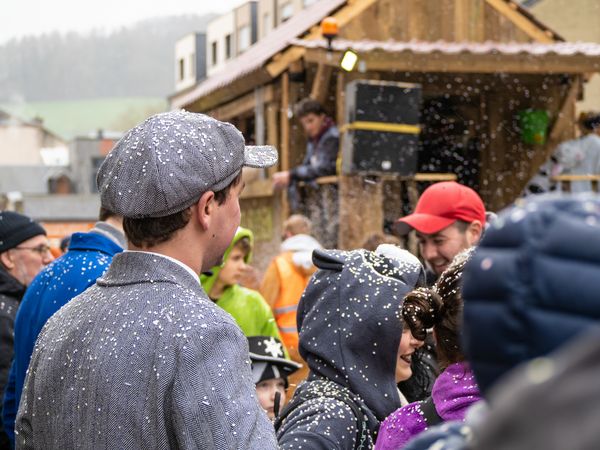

{"left": 260, "top": 214, "right": 322, "bottom": 389}
{"left": 524, "top": 111, "right": 600, "bottom": 195}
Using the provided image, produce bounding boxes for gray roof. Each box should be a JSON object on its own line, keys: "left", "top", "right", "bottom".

{"left": 171, "top": 0, "right": 346, "bottom": 109}
{"left": 0, "top": 166, "right": 70, "bottom": 195}
{"left": 22, "top": 194, "right": 101, "bottom": 221}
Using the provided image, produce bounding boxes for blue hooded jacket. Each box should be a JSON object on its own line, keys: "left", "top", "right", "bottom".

{"left": 2, "top": 228, "right": 123, "bottom": 446}
{"left": 462, "top": 194, "right": 600, "bottom": 395}
{"left": 276, "top": 248, "right": 425, "bottom": 449}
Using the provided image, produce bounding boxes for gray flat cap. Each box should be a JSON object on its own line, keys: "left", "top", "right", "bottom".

{"left": 97, "top": 111, "right": 278, "bottom": 218}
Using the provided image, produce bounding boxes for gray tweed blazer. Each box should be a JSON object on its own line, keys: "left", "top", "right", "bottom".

{"left": 16, "top": 251, "right": 277, "bottom": 449}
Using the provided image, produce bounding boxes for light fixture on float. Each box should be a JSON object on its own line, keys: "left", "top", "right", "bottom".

{"left": 320, "top": 16, "right": 339, "bottom": 51}
{"left": 340, "top": 50, "right": 358, "bottom": 72}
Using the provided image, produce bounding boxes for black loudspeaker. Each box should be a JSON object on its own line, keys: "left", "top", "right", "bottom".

{"left": 342, "top": 80, "right": 421, "bottom": 175}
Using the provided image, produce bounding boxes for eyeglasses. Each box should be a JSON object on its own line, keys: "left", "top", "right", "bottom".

{"left": 13, "top": 245, "right": 52, "bottom": 255}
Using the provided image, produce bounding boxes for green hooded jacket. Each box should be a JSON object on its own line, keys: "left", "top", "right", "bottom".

{"left": 201, "top": 227, "right": 284, "bottom": 344}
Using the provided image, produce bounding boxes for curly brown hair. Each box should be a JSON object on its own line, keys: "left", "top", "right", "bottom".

{"left": 401, "top": 249, "right": 473, "bottom": 370}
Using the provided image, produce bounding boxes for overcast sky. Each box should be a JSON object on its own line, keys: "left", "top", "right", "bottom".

{"left": 1, "top": 0, "right": 244, "bottom": 44}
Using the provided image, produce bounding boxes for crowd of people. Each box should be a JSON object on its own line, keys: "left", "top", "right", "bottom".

{"left": 0, "top": 107, "right": 599, "bottom": 450}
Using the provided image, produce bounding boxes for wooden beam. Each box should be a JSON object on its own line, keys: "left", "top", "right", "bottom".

{"left": 280, "top": 71, "right": 290, "bottom": 220}
{"left": 303, "top": 48, "right": 600, "bottom": 75}
{"left": 240, "top": 179, "right": 273, "bottom": 199}
{"left": 552, "top": 175, "right": 600, "bottom": 193}
{"left": 172, "top": 68, "right": 272, "bottom": 113}
{"left": 266, "top": 102, "right": 279, "bottom": 177}
{"left": 254, "top": 87, "right": 265, "bottom": 145}
{"left": 205, "top": 84, "right": 275, "bottom": 121}
{"left": 280, "top": 72, "right": 290, "bottom": 172}
{"left": 484, "top": 0, "right": 555, "bottom": 43}
{"left": 336, "top": 71, "right": 346, "bottom": 127}
{"left": 338, "top": 175, "right": 384, "bottom": 250}
{"left": 267, "top": 48, "right": 307, "bottom": 80}
{"left": 310, "top": 63, "right": 334, "bottom": 105}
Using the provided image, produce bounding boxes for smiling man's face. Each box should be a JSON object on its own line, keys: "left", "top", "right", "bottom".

{"left": 417, "top": 222, "right": 479, "bottom": 276}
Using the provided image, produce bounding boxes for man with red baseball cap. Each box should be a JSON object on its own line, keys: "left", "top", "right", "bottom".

{"left": 395, "top": 181, "right": 486, "bottom": 280}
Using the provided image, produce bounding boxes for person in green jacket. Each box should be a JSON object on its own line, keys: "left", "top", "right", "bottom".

{"left": 201, "top": 227, "right": 284, "bottom": 343}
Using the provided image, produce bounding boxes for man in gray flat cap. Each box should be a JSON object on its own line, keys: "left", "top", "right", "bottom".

{"left": 15, "top": 111, "right": 279, "bottom": 449}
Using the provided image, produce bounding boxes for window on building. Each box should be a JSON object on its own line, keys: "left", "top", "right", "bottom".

{"left": 225, "top": 34, "right": 232, "bottom": 59}
{"left": 91, "top": 157, "right": 105, "bottom": 192}
{"left": 280, "top": 2, "right": 294, "bottom": 22}
{"left": 48, "top": 175, "right": 74, "bottom": 195}
{"left": 211, "top": 41, "right": 218, "bottom": 66}
{"left": 189, "top": 53, "right": 196, "bottom": 78}
{"left": 238, "top": 25, "right": 251, "bottom": 52}
{"left": 178, "top": 58, "right": 185, "bottom": 81}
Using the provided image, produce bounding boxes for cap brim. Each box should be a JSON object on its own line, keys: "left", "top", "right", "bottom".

{"left": 244, "top": 145, "right": 278, "bottom": 168}
{"left": 248, "top": 351, "right": 303, "bottom": 371}
{"left": 394, "top": 214, "right": 456, "bottom": 235}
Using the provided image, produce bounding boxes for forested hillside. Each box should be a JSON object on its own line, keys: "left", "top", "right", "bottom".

{"left": 0, "top": 14, "right": 214, "bottom": 102}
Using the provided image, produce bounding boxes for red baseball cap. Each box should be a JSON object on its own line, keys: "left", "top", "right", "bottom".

{"left": 395, "top": 181, "right": 486, "bottom": 235}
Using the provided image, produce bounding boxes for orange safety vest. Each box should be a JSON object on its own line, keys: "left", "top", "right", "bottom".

{"left": 273, "top": 252, "right": 312, "bottom": 353}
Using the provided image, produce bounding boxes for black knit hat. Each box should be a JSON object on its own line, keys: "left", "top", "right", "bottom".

{"left": 248, "top": 336, "right": 301, "bottom": 387}
{"left": 0, "top": 211, "right": 46, "bottom": 253}
{"left": 582, "top": 112, "right": 600, "bottom": 131}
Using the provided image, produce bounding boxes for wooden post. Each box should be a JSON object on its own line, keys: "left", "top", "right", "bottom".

{"left": 338, "top": 175, "right": 384, "bottom": 249}
{"left": 254, "top": 87, "right": 265, "bottom": 146}
{"left": 280, "top": 72, "right": 291, "bottom": 221}
{"left": 310, "top": 63, "right": 333, "bottom": 105}
{"left": 334, "top": 71, "right": 384, "bottom": 249}
{"left": 266, "top": 102, "right": 279, "bottom": 178}
{"left": 535, "top": 80, "right": 580, "bottom": 178}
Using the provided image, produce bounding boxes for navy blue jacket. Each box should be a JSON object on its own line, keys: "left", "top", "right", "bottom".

{"left": 290, "top": 123, "right": 339, "bottom": 181}
{"left": 2, "top": 230, "right": 123, "bottom": 446}
{"left": 462, "top": 194, "right": 600, "bottom": 395}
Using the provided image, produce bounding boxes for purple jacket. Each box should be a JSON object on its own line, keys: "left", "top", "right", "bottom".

{"left": 375, "top": 362, "right": 481, "bottom": 450}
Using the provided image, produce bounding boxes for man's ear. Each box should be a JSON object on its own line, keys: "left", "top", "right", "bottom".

{"left": 196, "top": 191, "right": 216, "bottom": 231}
{"left": 467, "top": 220, "right": 483, "bottom": 245}
{"left": 0, "top": 251, "right": 14, "bottom": 270}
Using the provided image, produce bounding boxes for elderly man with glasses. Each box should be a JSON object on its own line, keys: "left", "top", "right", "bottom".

{"left": 0, "top": 211, "right": 52, "bottom": 448}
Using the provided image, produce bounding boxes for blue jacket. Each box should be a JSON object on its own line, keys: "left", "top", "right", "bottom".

{"left": 462, "top": 194, "right": 600, "bottom": 395}
{"left": 2, "top": 230, "right": 123, "bottom": 446}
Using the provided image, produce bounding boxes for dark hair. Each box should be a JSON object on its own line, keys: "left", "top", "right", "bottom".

{"left": 402, "top": 249, "right": 473, "bottom": 370}
{"left": 124, "top": 170, "right": 243, "bottom": 248}
{"left": 361, "top": 233, "right": 402, "bottom": 251}
{"left": 99, "top": 207, "right": 116, "bottom": 222}
{"left": 233, "top": 236, "right": 252, "bottom": 258}
{"left": 59, "top": 235, "right": 71, "bottom": 253}
{"left": 294, "top": 98, "right": 326, "bottom": 118}
{"left": 453, "top": 220, "right": 470, "bottom": 233}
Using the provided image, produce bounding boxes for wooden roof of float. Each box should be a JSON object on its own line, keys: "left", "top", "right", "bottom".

{"left": 171, "top": 0, "right": 569, "bottom": 112}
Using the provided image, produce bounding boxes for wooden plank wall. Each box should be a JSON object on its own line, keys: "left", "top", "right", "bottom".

{"left": 479, "top": 75, "right": 577, "bottom": 210}
{"left": 340, "top": 0, "right": 534, "bottom": 43}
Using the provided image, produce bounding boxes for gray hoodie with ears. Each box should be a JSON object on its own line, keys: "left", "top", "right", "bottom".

{"left": 276, "top": 248, "right": 425, "bottom": 450}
